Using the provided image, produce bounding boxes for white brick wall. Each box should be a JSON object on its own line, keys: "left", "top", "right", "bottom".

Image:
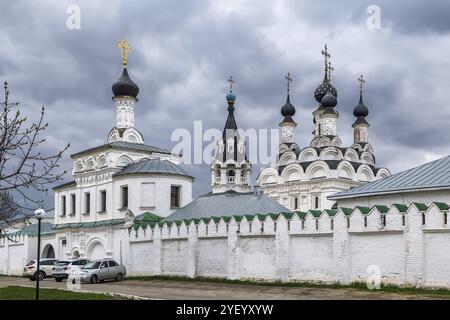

{"left": 125, "top": 202, "right": 450, "bottom": 289}
{"left": 3, "top": 202, "right": 450, "bottom": 289}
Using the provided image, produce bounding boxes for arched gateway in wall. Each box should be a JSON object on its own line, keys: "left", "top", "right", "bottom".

{"left": 41, "top": 244, "right": 55, "bottom": 259}
{"left": 85, "top": 240, "right": 106, "bottom": 260}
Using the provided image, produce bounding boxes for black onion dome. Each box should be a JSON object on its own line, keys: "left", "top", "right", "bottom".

{"left": 353, "top": 95, "right": 369, "bottom": 118}
{"left": 281, "top": 95, "right": 296, "bottom": 117}
{"left": 321, "top": 90, "right": 337, "bottom": 108}
{"left": 314, "top": 76, "right": 337, "bottom": 103}
{"left": 112, "top": 68, "right": 139, "bottom": 98}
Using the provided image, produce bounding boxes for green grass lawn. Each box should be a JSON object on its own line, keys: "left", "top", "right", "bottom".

{"left": 0, "top": 286, "right": 120, "bottom": 300}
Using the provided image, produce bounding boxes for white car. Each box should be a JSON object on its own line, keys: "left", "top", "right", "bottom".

{"left": 53, "top": 259, "right": 90, "bottom": 282}
{"left": 23, "top": 259, "right": 58, "bottom": 281}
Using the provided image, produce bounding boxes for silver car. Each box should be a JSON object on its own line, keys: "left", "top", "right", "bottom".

{"left": 53, "top": 259, "right": 90, "bottom": 282}
{"left": 78, "top": 259, "right": 126, "bottom": 284}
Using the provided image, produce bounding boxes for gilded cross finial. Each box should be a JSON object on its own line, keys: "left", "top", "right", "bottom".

{"left": 327, "top": 61, "right": 334, "bottom": 81}
{"left": 321, "top": 44, "right": 331, "bottom": 77}
{"left": 117, "top": 37, "right": 131, "bottom": 67}
{"left": 285, "top": 72, "right": 292, "bottom": 95}
{"left": 227, "top": 76, "right": 235, "bottom": 92}
{"left": 358, "top": 74, "right": 365, "bottom": 95}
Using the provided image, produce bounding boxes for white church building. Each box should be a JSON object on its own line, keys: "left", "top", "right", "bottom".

{"left": 257, "top": 46, "right": 390, "bottom": 211}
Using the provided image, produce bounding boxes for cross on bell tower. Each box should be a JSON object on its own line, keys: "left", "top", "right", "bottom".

{"left": 321, "top": 44, "right": 331, "bottom": 80}
{"left": 285, "top": 72, "right": 292, "bottom": 96}
{"left": 117, "top": 37, "right": 131, "bottom": 68}
{"left": 358, "top": 74, "right": 366, "bottom": 96}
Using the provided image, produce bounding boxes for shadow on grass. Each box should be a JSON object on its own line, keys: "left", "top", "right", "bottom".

{"left": 0, "top": 286, "right": 120, "bottom": 300}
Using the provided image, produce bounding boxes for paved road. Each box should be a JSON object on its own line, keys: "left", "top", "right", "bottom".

{"left": 0, "top": 276, "right": 445, "bottom": 300}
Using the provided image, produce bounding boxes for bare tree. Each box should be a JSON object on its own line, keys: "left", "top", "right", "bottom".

{"left": 0, "top": 81, "right": 69, "bottom": 232}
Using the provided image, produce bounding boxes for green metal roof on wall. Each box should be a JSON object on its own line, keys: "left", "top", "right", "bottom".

{"left": 53, "top": 219, "right": 125, "bottom": 229}
{"left": 131, "top": 201, "right": 449, "bottom": 231}
{"left": 329, "top": 155, "right": 450, "bottom": 200}
{"left": 115, "top": 159, "right": 194, "bottom": 179}
{"left": 134, "top": 212, "right": 163, "bottom": 223}
{"left": 9, "top": 222, "right": 55, "bottom": 237}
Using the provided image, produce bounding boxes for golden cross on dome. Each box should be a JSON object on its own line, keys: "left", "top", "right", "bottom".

{"left": 358, "top": 74, "right": 366, "bottom": 95}
{"left": 321, "top": 44, "right": 331, "bottom": 74}
{"left": 328, "top": 61, "right": 334, "bottom": 81}
{"left": 117, "top": 37, "right": 131, "bottom": 67}
{"left": 227, "top": 76, "right": 235, "bottom": 92}
{"left": 285, "top": 72, "right": 292, "bottom": 95}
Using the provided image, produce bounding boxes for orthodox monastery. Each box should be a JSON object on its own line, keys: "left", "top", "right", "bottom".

{"left": 1, "top": 40, "right": 449, "bottom": 289}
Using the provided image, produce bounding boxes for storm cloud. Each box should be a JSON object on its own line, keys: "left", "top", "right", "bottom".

{"left": 1, "top": 0, "right": 449, "bottom": 208}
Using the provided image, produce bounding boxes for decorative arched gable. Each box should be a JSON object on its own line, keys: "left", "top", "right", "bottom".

{"left": 306, "top": 161, "right": 331, "bottom": 180}
{"left": 279, "top": 151, "right": 297, "bottom": 166}
{"left": 337, "top": 161, "right": 356, "bottom": 179}
{"left": 281, "top": 163, "right": 304, "bottom": 182}
{"left": 298, "top": 148, "right": 318, "bottom": 162}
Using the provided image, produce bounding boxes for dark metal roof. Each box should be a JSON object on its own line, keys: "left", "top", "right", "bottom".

{"left": 278, "top": 159, "right": 378, "bottom": 175}
{"left": 53, "top": 180, "right": 76, "bottom": 190}
{"left": 112, "top": 67, "right": 139, "bottom": 98}
{"left": 165, "top": 190, "right": 290, "bottom": 221}
{"left": 329, "top": 155, "right": 450, "bottom": 200}
{"left": 71, "top": 141, "right": 171, "bottom": 158}
{"left": 115, "top": 159, "right": 194, "bottom": 179}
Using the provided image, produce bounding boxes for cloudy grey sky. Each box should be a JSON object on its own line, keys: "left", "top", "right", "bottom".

{"left": 1, "top": 0, "right": 450, "bottom": 208}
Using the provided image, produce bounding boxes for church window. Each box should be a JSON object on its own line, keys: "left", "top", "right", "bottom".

{"left": 330, "top": 219, "right": 334, "bottom": 230}
{"left": 61, "top": 195, "right": 66, "bottom": 216}
{"left": 422, "top": 213, "right": 426, "bottom": 225}
{"left": 315, "top": 219, "right": 319, "bottom": 230}
{"left": 313, "top": 196, "right": 320, "bottom": 209}
{"left": 347, "top": 217, "right": 350, "bottom": 228}
{"left": 402, "top": 214, "right": 406, "bottom": 226}
{"left": 382, "top": 215, "right": 386, "bottom": 227}
{"left": 364, "top": 216, "right": 367, "bottom": 227}
{"left": 301, "top": 219, "right": 305, "bottom": 230}
{"left": 444, "top": 213, "right": 448, "bottom": 225}
{"left": 274, "top": 222, "right": 277, "bottom": 232}
{"left": 121, "top": 185, "right": 128, "bottom": 209}
{"left": 293, "top": 197, "right": 299, "bottom": 210}
{"left": 100, "top": 190, "right": 107, "bottom": 212}
{"left": 70, "top": 194, "right": 76, "bottom": 215}
{"left": 170, "top": 185, "right": 181, "bottom": 208}
{"left": 84, "top": 192, "right": 91, "bottom": 214}
{"left": 261, "top": 222, "right": 264, "bottom": 233}
{"left": 287, "top": 220, "right": 290, "bottom": 231}
{"left": 249, "top": 222, "right": 252, "bottom": 233}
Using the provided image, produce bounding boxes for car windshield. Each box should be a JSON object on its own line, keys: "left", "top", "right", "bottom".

{"left": 55, "top": 261, "right": 70, "bottom": 266}
{"left": 82, "top": 261, "right": 101, "bottom": 269}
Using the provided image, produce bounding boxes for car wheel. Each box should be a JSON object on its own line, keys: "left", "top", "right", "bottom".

{"left": 115, "top": 273, "right": 123, "bottom": 281}
{"left": 55, "top": 278, "right": 63, "bottom": 282}
{"left": 90, "top": 275, "right": 98, "bottom": 284}
{"left": 35, "top": 271, "right": 45, "bottom": 281}
{"left": 29, "top": 276, "right": 35, "bottom": 281}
